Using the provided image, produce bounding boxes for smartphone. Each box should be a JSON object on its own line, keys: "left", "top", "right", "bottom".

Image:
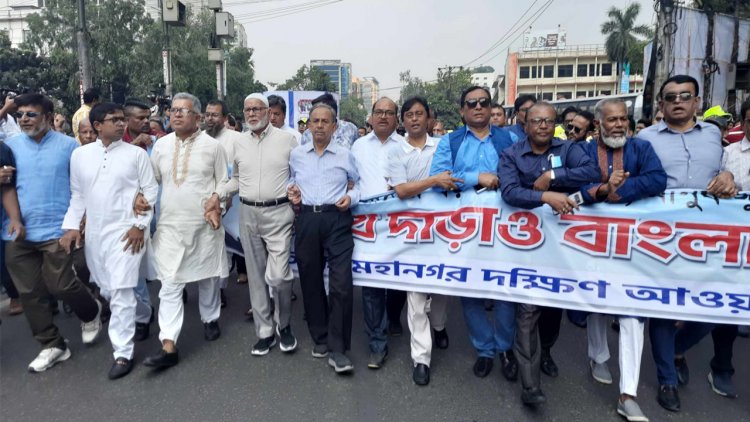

{"left": 569, "top": 191, "right": 584, "bottom": 205}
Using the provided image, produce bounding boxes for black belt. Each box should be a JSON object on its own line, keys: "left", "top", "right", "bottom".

{"left": 240, "top": 196, "right": 289, "bottom": 207}
{"left": 300, "top": 204, "right": 339, "bottom": 213}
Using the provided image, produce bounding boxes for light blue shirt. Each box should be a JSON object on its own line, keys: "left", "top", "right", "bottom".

{"left": 429, "top": 129, "right": 500, "bottom": 189}
{"left": 638, "top": 120, "right": 723, "bottom": 189}
{"left": 289, "top": 141, "right": 360, "bottom": 206}
{"left": 3, "top": 130, "right": 78, "bottom": 241}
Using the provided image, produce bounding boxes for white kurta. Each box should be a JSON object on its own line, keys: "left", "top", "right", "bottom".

{"left": 62, "top": 140, "right": 159, "bottom": 291}
{"left": 149, "top": 130, "right": 229, "bottom": 283}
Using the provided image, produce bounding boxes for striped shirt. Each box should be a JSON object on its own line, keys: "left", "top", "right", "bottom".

{"left": 289, "top": 141, "right": 360, "bottom": 206}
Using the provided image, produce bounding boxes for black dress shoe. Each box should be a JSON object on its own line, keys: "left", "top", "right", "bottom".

{"left": 433, "top": 329, "right": 449, "bottom": 349}
{"left": 521, "top": 388, "right": 547, "bottom": 406}
{"left": 499, "top": 351, "right": 518, "bottom": 381}
{"left": 675, "top": 357, "right": 689, "bottom": 385}
{"left": 413, "top": 363, "right": 430, "bottom": 386}
{"left": 143, "top": 348, "right": 179, "bottom": 369}
{"left": 473, "top": 356, "right": 493, "bottom": 378}
{"left": 108, "top": 357, "right": 133, "bottom": 380}
{"left": 389, "top": 321, "right": 403, "bottom": 337}
{"left": 204, "top": 320, "right": 221, "bottom": 341}
{"left": 657, "top": 384, "right": 680, "bottom": 412}
{"left": 540, "top": 348, "right": 559, "bottom": 378}
{"left": 134, "top": 322, "right": 150, "bottom": 342}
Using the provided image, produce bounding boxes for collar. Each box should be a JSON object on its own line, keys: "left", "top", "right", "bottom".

{"left": 96, "top": 139, "right": 123, "bottom": 150}
{"left": 250, "top": 123, "right": 273, "bottom": 140}
{"left": 401, "top": 136, "right": 437, "bottom": 153}
{"left": 520, "top": 137, "right": 564, "bottom": 155}
{"left": 305, "top": 140, "right": 338, "bottom": 154}
{"left": 741, "top": 137, "right": 750, "bottom": 152}
{"left": 464, "top": 125, "right": 492, "bottom": 141}
{"left": 176, "top": 128, "right": 201, "bottom": 143}
{"left": 367, "top": 130, "right": 401, "bottom": 144}
{"left": 656, "top": 119, "right": 708, "bottom": 134}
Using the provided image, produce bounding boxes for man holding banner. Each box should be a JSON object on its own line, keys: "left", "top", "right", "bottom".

{"left": 429, "top": 86, "right": 516, "bottom": 381}
{"left": 579, "top": 97, "right": 667, "bottom": 421}
{"left": 499, "top": 101, "right": 600, "bottom": 405}
{"left": 639, "top": 75, "right": 739, "bottom": 410}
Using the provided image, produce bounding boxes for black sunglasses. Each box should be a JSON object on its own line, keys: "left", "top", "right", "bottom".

{"left": 464, "top": 98, "right": 491, "bottom": 109}
{"left": 566, "top": 124, "right": 583, "bottom": 134}
{"left": 14, "top": 111, "right": 41, "bottom": 119}
{"left": 662, "top": 92, "right": 694, "bottom": 103}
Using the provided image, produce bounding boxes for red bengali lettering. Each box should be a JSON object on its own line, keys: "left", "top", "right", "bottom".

{"left": 352, "top": 214, "right": 378, "bottom": 241}
{"left": 675, "top": 222, "right": 750, "bottom": 267}
{"left": 560, "top": 215, "right": 636, "bottom": 257}
{"left": 497, "top": 211, "right": 544, "bottom": 249}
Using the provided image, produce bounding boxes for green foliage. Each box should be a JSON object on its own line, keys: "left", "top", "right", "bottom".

{"left": 339, "top": 95, "right": 367, "bottom": 128}
{"left": 601, "top": 3, "right": 653, "bottom": 66}
{"left": 398, "top": 68, "right": 472, "bottom": 130}
{"left": 472, "top": 65, "right": 495, "bottom": 73}
{"left": 18, "top": 0, "right": 263, "bottom": 115}
{"left": 276, "top": 65, "right": 336, "bottom": 92}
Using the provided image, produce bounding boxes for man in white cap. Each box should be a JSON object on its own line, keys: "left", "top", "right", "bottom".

{"left": 209, "top": 93, "right": 299, "bottom": 356}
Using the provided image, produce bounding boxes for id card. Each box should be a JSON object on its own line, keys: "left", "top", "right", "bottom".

{"left": 550, "top": 155, "right": 562, "bottom": 168}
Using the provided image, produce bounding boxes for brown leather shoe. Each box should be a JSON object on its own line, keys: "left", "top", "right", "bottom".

{"left": 8, "top": 298, "right": 23, "bottom": 315}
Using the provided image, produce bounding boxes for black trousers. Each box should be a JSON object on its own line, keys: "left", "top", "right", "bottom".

{"left": 539, "top": 306, "right": 562, "bottom": 351}
{"left": 386, "top": 289, "right": 406, "bottom": 324}
{"left": 295, "top": 210, "right": 354, "bottom": 354}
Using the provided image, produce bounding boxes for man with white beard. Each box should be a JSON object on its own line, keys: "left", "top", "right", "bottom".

{"left": 578, "top": 98, "right": 667, "bottom": 422}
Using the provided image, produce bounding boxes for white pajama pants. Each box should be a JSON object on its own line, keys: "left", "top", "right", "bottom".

{"left": 99, "top": 287, "right": 152, "bottom": 360}
{"left": 407, "top": 292, "right": 448, "bottom": 366}
{"left": 587, "top": 314, "right": 644, "bottom": 396}
{"left": 158, "top": 277, "right": 221, "bottom": 344}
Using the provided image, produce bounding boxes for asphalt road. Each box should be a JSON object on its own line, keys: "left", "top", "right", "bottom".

{"left": 1, "top": 276, "right": 749, "bottom": 422}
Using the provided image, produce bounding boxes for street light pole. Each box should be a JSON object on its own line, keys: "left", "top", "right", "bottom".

{"left": 76, "top": 0, "right": 92, "bottom": 100}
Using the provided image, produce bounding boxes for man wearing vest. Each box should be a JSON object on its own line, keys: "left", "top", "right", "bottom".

{"left": 429, "top": 86, "right": 517, "bottom": 382}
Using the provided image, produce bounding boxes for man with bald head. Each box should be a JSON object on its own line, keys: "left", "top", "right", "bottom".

{"left": 500, "top": 101, "right": 599, "bottom": 405}
{"left": 350, "top": 96, "right": 405, "bottom": 369}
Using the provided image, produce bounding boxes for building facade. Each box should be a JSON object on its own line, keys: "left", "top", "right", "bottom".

{"left": 0, "top": 0, "right": 44, "bottom": 48}
{"left": 355, "top": 76, "right": 379, "bottom": 109}
{"left": 505, "top": 44, "right": 644, "bottom": 105}
{"left": 310, "top": 60, "right": 352, "bottom": 98}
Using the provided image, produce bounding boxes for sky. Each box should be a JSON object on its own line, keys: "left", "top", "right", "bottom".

{"left": 221, "top": 0, "right": 656, "bottom": 99}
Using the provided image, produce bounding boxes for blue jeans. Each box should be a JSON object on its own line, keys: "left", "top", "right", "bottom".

{"left": 649, "top": 318, "right": 678, "bottom": 386}
{"left": 134, "top": 277, "right": 151, "bottom": 308}
{"left": 362, "top": 286, "right": 388, "bottom": 353}
{"left": 462, "top": 297, "right": 516, "bottom": 357}
{"left": 676, "top": 322, "right": 736, "bottom": 376}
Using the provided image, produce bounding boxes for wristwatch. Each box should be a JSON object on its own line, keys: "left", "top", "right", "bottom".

{"left": 134, "top": 223, "right": 147, "bottom": 231}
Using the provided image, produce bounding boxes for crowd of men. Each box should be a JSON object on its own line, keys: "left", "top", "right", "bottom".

{"left": 0, "top": 73, "right": 749, "bottom": 422}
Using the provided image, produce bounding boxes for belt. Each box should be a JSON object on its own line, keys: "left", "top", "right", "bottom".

{"left": 300, "top": 204, "right": 339, "bottom": 213}
{"left": 240, "top": 196, "right": 289, "bottom": 207}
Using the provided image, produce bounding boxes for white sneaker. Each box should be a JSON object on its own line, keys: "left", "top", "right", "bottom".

{"left": 81, "top": 300, "right": 102, "bottom": 344}
{"left": 28, "top": 346, "right": 71, "bottom": 372}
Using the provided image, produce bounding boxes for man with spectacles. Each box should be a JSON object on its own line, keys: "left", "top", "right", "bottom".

{"left": 566, "top": 111, "right": 595, "bottom": 143}
{"left": 507, "top": 94, "right": 537, "bottom": 141}
{"left": 637, "top": 74, "right": 738, "bottom": 412}
{"left": 123, "top": 97, "right": 157, "bottom": 151}
{"left": 60, "top": 103, "right": 159, "bottom": 379}
{"left": 577, "top": 98, "right": 667, "bottom": 421}
{"left": 209, "top": 93, "right": 300, "bottom": 357}
{"left": 143, "top": 92, "right": 230, "bottom": 370}
{"left": 3, "top": 93, "right": 103, "bottom": 372}
{"left": 350, "top": 97, "right": 405, "bottom": 369}
{"left": 499, "top": 101, "right": 599, "bottom": 406}
{"left": 430, "top": 86, "right": 518, "bottom": 383}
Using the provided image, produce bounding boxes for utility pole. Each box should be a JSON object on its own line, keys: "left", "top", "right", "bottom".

{"left": 653, "top": 0, "right": 676, "bottom": 110}
{"left": 76, "top": 0, "right": 92, "bottom": 100}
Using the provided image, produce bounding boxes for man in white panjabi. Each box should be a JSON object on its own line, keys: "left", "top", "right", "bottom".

{"left": 60, "top": 103, "right": 158, "bottom": 380}
{"left": 143, "top": 92, "right": 229, "bottom": 370}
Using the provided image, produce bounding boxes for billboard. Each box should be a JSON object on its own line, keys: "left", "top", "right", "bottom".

{"left": 263, "top": 91, "right": 340, "bottom": 129}
{"left": 522, "top": 29, "right": 567, "bottom": 51}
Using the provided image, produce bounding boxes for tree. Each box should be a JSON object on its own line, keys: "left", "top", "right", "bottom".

{"left": 0, "top": 31, "right": 67, "bottom": 98}
{"left": 398, "top": 70, "right": 425, "bottom": 103}
{"left": 600, "top": 3, "right": 652, "bottom": 92}
{"left": 397, "top": 68, "right": 472, "bottom": 129}
{"left": 339, "top": 96, "right": 368, "bottom": 128}
{"left": 277, "top": 65, "right": 336, "bottom": 92}
{"left": 225, "top": 47, "right": 266, "bottom": 115}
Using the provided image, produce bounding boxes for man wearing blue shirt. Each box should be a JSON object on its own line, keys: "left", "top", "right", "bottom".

{"left": 4, "top": 93, "right": 102, "bottom": 373}
{"left": 499, "top": 101, "right": 600, "bottom": 405}
{"left": 429, "top": 86, "right": 518, "bottom": 382}
{"left": 506, "top": 94, "right": 536, "bottom": 142}
{"left": 579, "top": 98, "right": 667, "bottom": 422}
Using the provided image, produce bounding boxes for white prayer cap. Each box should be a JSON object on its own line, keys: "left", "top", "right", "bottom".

{"left": 244, "top": 93, "right": 269, "bottom": 106}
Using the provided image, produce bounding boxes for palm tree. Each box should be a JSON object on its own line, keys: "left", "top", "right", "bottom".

{"left": 601, "top": 3, "right": 653, "bottom": 93}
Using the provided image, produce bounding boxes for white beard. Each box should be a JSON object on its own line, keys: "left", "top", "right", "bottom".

{"left": 601, "top": 134, "right": 627, "bottom": 149}
{"left": 247, "top": 116, "right": 269, "bottom": 132}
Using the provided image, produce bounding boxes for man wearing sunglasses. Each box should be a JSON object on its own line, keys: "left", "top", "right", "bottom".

{"left": 638, "top": 74, "right": 738, "bottom": 412}
{"left": 499, "top": 102, "right": 600, "bottom": 406}
{"left": 61, "top": 103, "right": 159, "bottom": 379}
{"left": 430, "top": 86, "right": 518, "bottom": 383}
{"left": 565, "top": 111, "right": 595, "bottom": 143}
{"left": 3, "top": 93, "right": 103, "bottom": 372}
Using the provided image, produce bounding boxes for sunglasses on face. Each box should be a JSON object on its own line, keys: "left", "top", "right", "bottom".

{"left": 662, "top": 92, "right": 694, "bottom": 103}
{"left": 566, "top": 124, "right": 584, "bottom": 134}
{"left": 463, "top": 98, "right": 491, "bottom": 109}
{"left": 14, "top": 111, "right": 41, "bottom": 119}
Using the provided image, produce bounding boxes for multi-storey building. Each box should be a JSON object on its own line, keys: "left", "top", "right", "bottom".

{"left": 310, "top": 59, "right": 352, "bottom": 98}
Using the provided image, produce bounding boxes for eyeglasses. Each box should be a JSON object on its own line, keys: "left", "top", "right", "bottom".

{"left": 566, "top": 124, "right": 583, "bottom": 134}
{"left": 102, "top": 117, "right": 127, "bottom": 124}
{"left": 372, "top": 109, "right": 397, "bottom": 118}
{"left": 662, "top": 92, "right": 694, "bottom": 103}
{"left": 204, "top": 112, "right": 223, "bottom": 118}
{"left": 528, "top": 118, "right": 556, "bottom": 127}
{"left": 13, "top": 111, "right": 41, "bottom": 119}
{"left": 170, "top": 107, "right": 195, "bottom": 116}
{"left": 463, "top": 98, "right": 491, "bottom": 109}
{"left": 243, "top": 107, "right": 267, "bottom": 115}
{"left": 403, "top": 111, "right": 425, "bottom": 120}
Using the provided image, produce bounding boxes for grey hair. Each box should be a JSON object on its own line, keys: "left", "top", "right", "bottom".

{"left": 594, "top": 98, "right": 626, "bottom": 121}
{"left": 173, "top": 92, "right": 202, "bottom": 114}
{"left": 309, "top": 103, "right": 337, "bottom": 123}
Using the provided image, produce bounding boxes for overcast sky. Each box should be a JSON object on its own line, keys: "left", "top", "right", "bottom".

{"left": 221, "top": 0, "right": 655, "bottom": 99}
